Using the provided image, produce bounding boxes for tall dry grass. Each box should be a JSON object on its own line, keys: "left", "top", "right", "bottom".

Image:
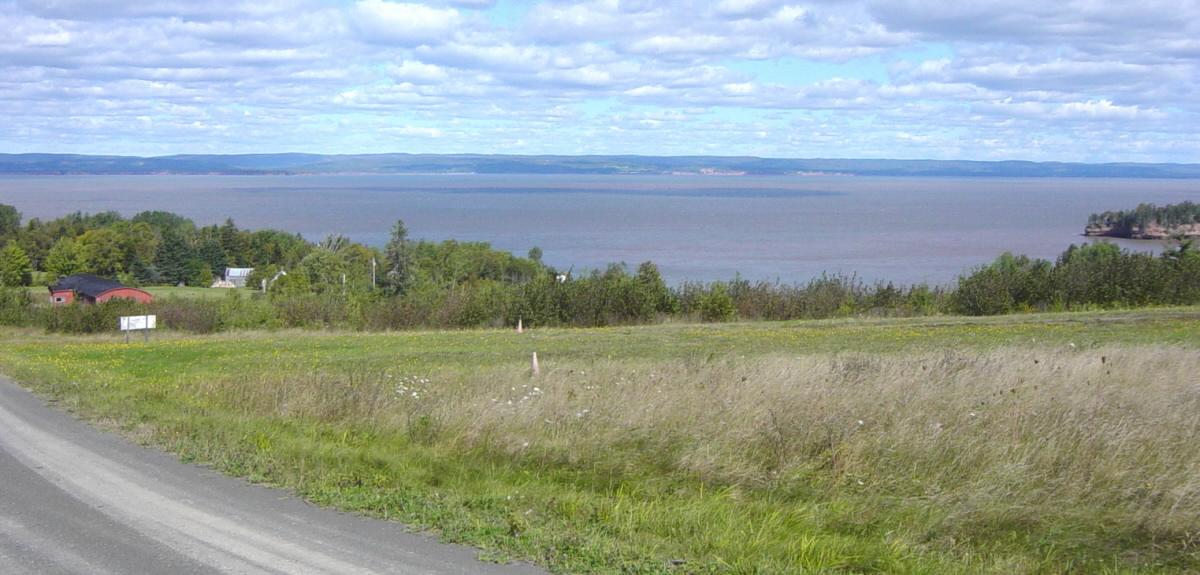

{"left": 202, "top": 345, "right": 1200, "bottom": 554}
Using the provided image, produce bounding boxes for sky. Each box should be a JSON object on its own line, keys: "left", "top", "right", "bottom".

{"left": 1, "top": 0, "right": 1198, "bottom": 162}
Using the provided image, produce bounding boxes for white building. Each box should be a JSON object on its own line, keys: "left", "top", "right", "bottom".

{"left": 223, "top": 267, "right": 254, "bottom": 288}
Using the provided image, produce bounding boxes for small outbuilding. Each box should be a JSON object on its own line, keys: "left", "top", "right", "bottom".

{"left": 48, "top": 274, "right": 153, "bottom": 305}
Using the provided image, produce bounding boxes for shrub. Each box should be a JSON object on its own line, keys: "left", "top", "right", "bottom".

{"left": 0, "top": 288, "right": 34, "bottom": 326}
{"left": 272, "top": 293, "right": 350, "bottom": 328}
{"left": 698, "top": 283, "right": 735, "bottom": 322}
{"left": 952, "top": 266, "right": 1015, "bottom": 315}
{"left": 41, "top": 299, "right": 143, "bottom": 334}
{"left": 154, "top": 298, "right": 222, "bottom": 333}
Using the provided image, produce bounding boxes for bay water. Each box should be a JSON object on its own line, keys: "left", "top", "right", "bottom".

{"left": 2, "top": 174, "right": 1195, "bottom": 285}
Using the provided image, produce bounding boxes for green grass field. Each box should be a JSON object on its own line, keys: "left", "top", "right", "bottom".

{"left": 142, "top": 285, "right": 237, "bottom": 300}
{"left": 1, "top": 308, "right": 1198, "bottom": 573}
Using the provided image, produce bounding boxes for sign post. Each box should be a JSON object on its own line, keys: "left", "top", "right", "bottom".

{"left": 119, "top": 315, "right": 157, "bottom": 343}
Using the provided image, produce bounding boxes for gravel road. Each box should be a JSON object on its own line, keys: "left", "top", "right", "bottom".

{"left": 0, "top": 377, "right": 546, "bottom": 575}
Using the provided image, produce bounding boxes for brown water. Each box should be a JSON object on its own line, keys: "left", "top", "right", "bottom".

{"left": 1, "top": 174, "right": 1195, "bottom": 285}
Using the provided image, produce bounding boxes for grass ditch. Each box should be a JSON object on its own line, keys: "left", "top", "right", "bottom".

{"left": 1, "top": 309, "right": 1198, "bottom": 573}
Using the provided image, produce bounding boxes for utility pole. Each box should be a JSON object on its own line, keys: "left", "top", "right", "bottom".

{"left": 371, "top": 257, "right": 377, "bottom": 289}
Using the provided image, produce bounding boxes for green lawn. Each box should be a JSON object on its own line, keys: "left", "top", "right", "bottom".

{"left": 1, "top": 308, "right": 1198, "bottom": 574}
{"left": 142, "top": 285, "right": 238, "bottom": 300}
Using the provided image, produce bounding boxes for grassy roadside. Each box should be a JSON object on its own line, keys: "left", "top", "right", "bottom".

{"left": 1, "top": 308, "right": 1199, "bottom": 573}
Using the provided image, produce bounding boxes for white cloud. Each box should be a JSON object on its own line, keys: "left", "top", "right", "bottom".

{"left": 722, "top": 82, "right": 755, "bottom": 95}
{"left": 624, "top": 85, "right": 669, "bottom": 97}
{"left": 714, "top": 0, "right": 784, "bottom": 19}
{"left": 448, "top": 0, "right": 495, "bottom": 8}
{"left": 351, "top": 0, "right": 462, "bottom": 45}
{"left": 0, "top": 0, "right": 1196, "bottom": 161}
{"left": 25, "top": 29, "right": 72, "bottom": 47}
{"left": 625, "top": 34, "right": 730, "bottom": 56}
{"left": 389, "top": 60, "right": 449, "bottom": 83}
{"left": 977, "top": 99, "right": 1166, "bottom": 122}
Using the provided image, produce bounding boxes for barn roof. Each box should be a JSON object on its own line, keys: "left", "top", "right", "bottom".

{"left": 49, "top": 274, "right": 127, "bottom": 299}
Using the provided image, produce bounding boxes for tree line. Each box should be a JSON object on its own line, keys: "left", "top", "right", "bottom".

{"left": 0, "top": 204, "right": 544, "bottom": 296}
{"left": 1, "top": 203, "right": 1199, "bottom": 333}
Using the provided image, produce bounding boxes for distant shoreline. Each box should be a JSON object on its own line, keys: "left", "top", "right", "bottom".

{"left": 2, "top": 171, "right": 1198, "bottom": 180}
{"left": 2, "top": 153, "right": 1199, "bottom": 179}
{"left": 1084, "top": 224, "right": 1200, "bottom": 240}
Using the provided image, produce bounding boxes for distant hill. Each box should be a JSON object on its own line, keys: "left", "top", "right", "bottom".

{"left": 1, "top": 153, "right": 1198, "bottom": 178}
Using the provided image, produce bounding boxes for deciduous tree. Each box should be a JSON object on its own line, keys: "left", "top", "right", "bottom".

{"left": 0, "top": 204, "right": 20, "bottom": 239}
{"left": 44, "top": 237, "right": 85, "bottom": 279}
{"left": 0, "top": 244, "right": 32, "bottom": 287}
{"left": 78, "top": 228, "right": 125, "bottom": 277}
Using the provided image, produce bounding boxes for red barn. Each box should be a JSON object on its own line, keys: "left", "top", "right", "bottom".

{"left": 48, "top": 274, "right": 153, "bottom": 305}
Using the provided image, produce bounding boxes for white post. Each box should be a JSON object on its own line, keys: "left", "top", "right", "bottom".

{"left": 516, "top": 318, "right": 524, "bottom": 333}
{"left": 531, "top": 352, "right": 540, "bottom": 376}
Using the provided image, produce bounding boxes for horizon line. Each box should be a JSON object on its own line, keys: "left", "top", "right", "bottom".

{"left": 1, "top": 151, "right": 1198, "bottom": 167}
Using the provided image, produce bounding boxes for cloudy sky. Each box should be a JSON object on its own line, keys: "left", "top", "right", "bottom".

{"left": 2, "top": 0, "right": 1198, "bottom": 161}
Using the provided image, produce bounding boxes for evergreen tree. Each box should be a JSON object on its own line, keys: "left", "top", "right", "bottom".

{"left": 131, "top": 259, "right": 163, "bottom": 285}
{"left": 383, "top": 219, "right": 414, "bottom": 294}
{"left": 219, "top": 218, "right": 247, "bottom": 266}
{"left": 197, "top": 236, "right": 227, "bottom": 277}
{"left": 0, "top": 244, "right": 33, "bottom": 287}
{"left": 155, "top": 231, "right": 192, "bottom": 286}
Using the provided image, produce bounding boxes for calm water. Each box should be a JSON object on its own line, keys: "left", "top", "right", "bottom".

{"left": 2, "top": 174, "right": 1196, "bottom": 285}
